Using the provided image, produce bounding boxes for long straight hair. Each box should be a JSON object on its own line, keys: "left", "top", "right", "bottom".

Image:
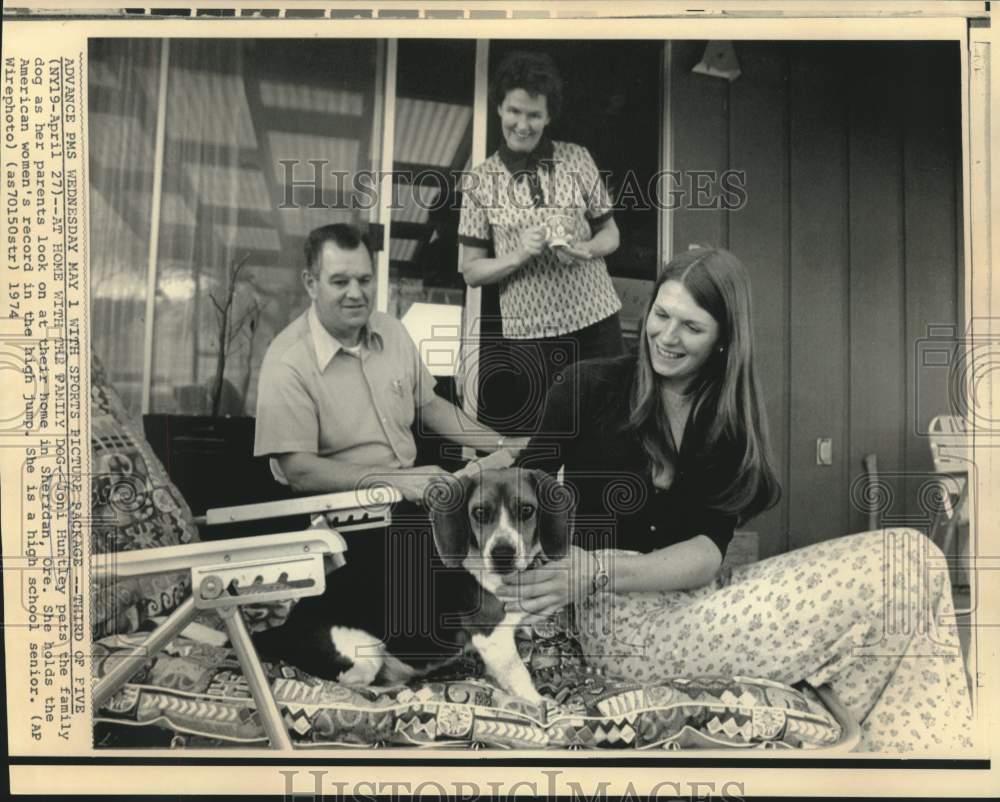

{"left": 628, "top": 248, "right": 780, "bottom": 523}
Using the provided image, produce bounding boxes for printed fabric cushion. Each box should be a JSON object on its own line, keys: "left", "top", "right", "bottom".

{"left": 93, "top": 624, "right": 843, "bottom": 750}
{"left": 89, "top": 351, "right": 299, "bottom": 640}
{"left": 90, "top": 350, "right": 199, "bottom": 639}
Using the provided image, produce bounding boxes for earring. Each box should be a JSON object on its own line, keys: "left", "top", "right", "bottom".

{"left": 717, "top": 346, "right": 725, "bottom": 353}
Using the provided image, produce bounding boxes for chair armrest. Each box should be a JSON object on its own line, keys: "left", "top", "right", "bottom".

{"left": 201, "top": 488, "right": 399, "bottom": 529}
{"left": 93, "top": 529, "right": 347, "bottom": 579}
{"left": 197, "top": 448, "right": 518, "bottom": 528}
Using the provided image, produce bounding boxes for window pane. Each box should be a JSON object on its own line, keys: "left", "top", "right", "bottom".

{"left": 147, "top": 39, "right": 379, "bottom": 415}
{"left": 386, "top": 40, "right": 475, "bottom": 337}
{"left": 88, "top": 39, "right": 162, "bottom": 418}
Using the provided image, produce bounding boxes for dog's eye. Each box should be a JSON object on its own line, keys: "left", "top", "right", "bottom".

{"left": 470, "top": 506, "right": 489, "bottom": 523}
{"left": 518, "top": 503, "right": 536, "bottom": 520}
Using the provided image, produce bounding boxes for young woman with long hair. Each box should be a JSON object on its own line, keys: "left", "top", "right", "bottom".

{"left": 506, "top": 248, "right": 972, "bottom": 752}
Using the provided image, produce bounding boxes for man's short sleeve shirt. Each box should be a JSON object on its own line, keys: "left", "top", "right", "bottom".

{"left": 254, "top": 308, "right": 438, "bottom": 478}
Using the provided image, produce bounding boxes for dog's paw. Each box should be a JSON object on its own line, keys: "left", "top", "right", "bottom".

{"left": 504, "top": 683, "right": 544, "bottom": 707}
{"left": 520, "top": 689, "right": 545, "bottom": 708}
{"left": 328, "top": 626, "right": 384, "bottom": 687}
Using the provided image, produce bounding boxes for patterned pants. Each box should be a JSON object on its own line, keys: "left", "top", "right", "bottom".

{"left": 573, "top": 529, "right": 974, "bottom": 753}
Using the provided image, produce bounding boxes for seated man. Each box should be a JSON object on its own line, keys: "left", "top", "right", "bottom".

{"left": 254, "top": 223, "right": 519, "bottom": 572}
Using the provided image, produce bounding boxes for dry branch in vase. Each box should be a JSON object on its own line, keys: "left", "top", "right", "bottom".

{"left": 208, "top": 253, "right": 260, "bottom": 417}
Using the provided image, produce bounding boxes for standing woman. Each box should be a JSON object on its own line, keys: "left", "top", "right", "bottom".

{"left": 459, "top": 51, "right": 624, "bottom": 433}
{"left": 506, "top": 248, "right": 974, "bottom": 752}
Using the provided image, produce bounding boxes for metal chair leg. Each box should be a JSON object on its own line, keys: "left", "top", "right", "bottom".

{"left": 93, "top": 596, "right": 199, "bottom": 710}
{"left": 220, "top": 607, "right": 293, "bottom": 750}
{"left": 943, "top": 482, "right": 968, "bottom": 582}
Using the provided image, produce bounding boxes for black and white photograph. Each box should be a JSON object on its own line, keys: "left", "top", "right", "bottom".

{"left": 2, "top": 3, "right": 996, "bottom": 794}
{"left": 84, "top": 26, "right": 985, "bottom": 758}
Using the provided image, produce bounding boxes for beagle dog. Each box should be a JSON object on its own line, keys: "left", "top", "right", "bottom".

{"left": 251, "top": 468, "right": 573, "bottom": 706}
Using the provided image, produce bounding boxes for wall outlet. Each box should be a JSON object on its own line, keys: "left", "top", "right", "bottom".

{"left": 816, "top": 438, "right": 833, "bottom": 466}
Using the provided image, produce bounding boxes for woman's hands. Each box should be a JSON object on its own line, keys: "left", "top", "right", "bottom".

{"left": 517, "top": 227, "right": 595, "bottom": 266}
{"left": 494, "top": 544, "right": 598, "bottom": 622}
{"left": 462, "top": 221, "right": 609, "bottom": 287}
{"left": 524, "top": 228, "right": 595, "bottom": 266}
{"left": 554, "top": 218, "right": 618, "bottom": 265}
{"left": 552, "top": 241, "right": 594, "bottom": 264}
{"left": 516, "top": 225, "right": 547, "bottom": 263}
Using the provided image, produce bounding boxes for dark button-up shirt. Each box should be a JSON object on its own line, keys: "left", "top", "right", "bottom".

{"left": 517, "top": 355, "right": 738, "bottom": 556}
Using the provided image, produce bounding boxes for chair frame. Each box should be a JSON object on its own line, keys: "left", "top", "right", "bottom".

{"left": 927, "top": 415, "right": 973, "bottom": 603}
{"left": 92, "top": 493, "right": 392, "bottom": 750}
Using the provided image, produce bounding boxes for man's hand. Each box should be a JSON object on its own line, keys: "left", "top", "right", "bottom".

{"left": 500, "top": 435, "right": 532, "bottom": 455}
{"left": 494, "top": 544, "right": 597, "bottom": 620}
{"left": 392, "top": 465, "right": 452, "bottom": 505}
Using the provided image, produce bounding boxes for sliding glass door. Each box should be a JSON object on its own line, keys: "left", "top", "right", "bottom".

{"left": 89, "top": 37, "right": 664, "bottom": 421}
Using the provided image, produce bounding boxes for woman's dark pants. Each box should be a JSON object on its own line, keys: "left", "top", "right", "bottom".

{"left": 478, "top": 312, "right": 624, "bottom": 436}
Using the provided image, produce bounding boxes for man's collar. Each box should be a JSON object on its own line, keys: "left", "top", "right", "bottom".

{"left": 497, "top": 136, "right": 555, "bottom": 180}
{"left": 307, "top": 305, "right": 383, "bottom": 371}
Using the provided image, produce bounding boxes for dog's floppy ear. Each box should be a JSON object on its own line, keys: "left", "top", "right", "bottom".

{"left": 527, "top": 470, "right": 575, "bottom": 560}
{"left": 426, "top": 473, "right": 475, "bottom": 568}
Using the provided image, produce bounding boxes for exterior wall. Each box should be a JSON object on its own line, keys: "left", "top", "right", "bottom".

{"left": 670, "top": 41, "right": 963, "bottom": 555}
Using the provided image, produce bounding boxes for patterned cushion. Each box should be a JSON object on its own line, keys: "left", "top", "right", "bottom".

{"left": 93, "top": 624, "right": 843, "bottom": 750}
{"left": 90, "top": 351, "right": 198, "bottom": 639}
{"left": 89, "top": 351, "right": 299, "bottom": 639}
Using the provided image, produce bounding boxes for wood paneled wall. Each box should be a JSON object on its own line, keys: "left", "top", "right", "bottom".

{"left": 670, "top": 42, "right": 963, "bottom": 555}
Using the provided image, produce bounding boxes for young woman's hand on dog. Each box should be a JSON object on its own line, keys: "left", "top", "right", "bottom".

{"left": 494, "top": 544, "right": 597, "bottom": 620}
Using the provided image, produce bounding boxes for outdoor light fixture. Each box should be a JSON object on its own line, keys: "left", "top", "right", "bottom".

{"left": 692, "top": 40, "right": 742, "bottom": 81}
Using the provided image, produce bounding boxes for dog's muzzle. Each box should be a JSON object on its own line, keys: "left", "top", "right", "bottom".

{"left": 488, "top": 542, "right": 518, "bottom": 575}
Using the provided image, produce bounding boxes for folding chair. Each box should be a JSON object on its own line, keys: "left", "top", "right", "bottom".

{"left": 92, "top": 491, "right": 386, "bottom": 749}
{"left": 927, "top": 414, "right": 972, "bottom": 599}
{"left": 93, "top": 451, "right": 514, "bottom": 749}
